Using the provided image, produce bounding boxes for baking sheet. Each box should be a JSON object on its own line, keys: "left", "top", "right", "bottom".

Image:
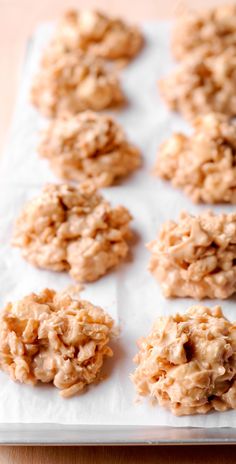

{"left": 0, "top": 20, "right": 236, "bottom": 431}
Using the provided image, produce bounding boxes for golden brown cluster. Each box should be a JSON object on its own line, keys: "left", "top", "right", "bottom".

{"left": 31, "top": 51, "right": 124, "bottom": 118}
{"left": 172, "top": 4, "right": 236, "bottom": 61}
{"left": 31, "top": 10, "right": 143, "bottom": 116}
{"left": 12, "top": 184, "right": 132, "bottom": 282}
{"left": 45, "top": 9, "right": 143, "bottom": 63}
{"left": 0, "top": 288, "right": 114, "bottom": 397}
{"left": 132, "top": 305, "right": 236, "bottom": 415}
{"left": 159, "top": 48, "right": 236, "bottom": 120}
{"left": 39, "top": 111, "right": 141, "bottom": 187}
{"left": 154, "top": 113, "right": 236, "bottom": 203}
{"left": 148, "top": 210, "right": 236, "bottom": 299}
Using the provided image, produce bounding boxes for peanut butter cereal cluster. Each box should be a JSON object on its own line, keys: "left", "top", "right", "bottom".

{"left": 12, "top": 184, "right": 132, "bottom": 282}
{"left": 147, "top": 210, "right": 236, "bottom": 299}
{"left": 31, "top": 51, "right": 123, "bottom": 118}
{"left": 172, "top": 4, "right": 236, "bottom": 61}
{"left": 154, "top": 113, "right": 236, "bottom": 203}
{"left": 159, "top": 47, "right": 236, "bottom": 120}
{"left": 132, "top": 305, "right": 236, "bottom": 416}
{"left": 38, "top": 111, "right": 141, "bottom": 187}
{"left": 0, "top": 288, "right": 114, "bottom": 397}
{"left": 44, "top": 9, "right": 143, "bottom": 63}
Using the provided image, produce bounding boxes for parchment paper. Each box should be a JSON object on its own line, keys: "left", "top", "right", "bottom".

{"left": 0, "top": 21, "right": 235, "bottom": 428}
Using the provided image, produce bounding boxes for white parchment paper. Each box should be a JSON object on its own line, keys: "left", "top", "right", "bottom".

{"left": 0, "top": 21, "right": 236, "bottom": 428}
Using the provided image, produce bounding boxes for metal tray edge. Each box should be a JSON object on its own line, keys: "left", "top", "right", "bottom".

{"left": 1, "top": 425, "right": 236, "bottom": 445}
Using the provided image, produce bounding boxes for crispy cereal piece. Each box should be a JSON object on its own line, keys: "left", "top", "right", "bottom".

{"left": 30, "top": 51, "right": 124, "bottom": 118}
{"left": 0, "top": 288, "right": 114, "bottom": 397}
{"left": 147, "top": 210, "right": 236, "bottom": 299}
{"left": 159, "top": 48, "right": 236, "bottom": 120}
{"left": 172, "top": 5, "right": 236, "bottom": 61}
{"left": 12, "top": 184, "right": 132, "bottom": 282}
{"left": 132, "top": 305, "right": 236, "bottom": 415}
{"left": 38, "top": 111, "right": 141, "bottom": 187}
{"left": 154, "top": 113, "right": 236, "bottom": 203}
{"left": 43, "top": 9, "right": 143, "bottom": 64}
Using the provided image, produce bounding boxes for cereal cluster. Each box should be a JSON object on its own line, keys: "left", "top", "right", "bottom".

{"left": 148, "top": 210, "right": 236, "bottom": 299}
{"left": 39, "top": 111, "right": 141, "bottom": 186}
{"left": 172, "top": 4, "right": 236, "bottom": 60}
{"left": 12, "top": 184, "right": 132, "bottom": 282}
{"left": 159, "top": 47, "right": 236, "bottom": 120}
{"left": 45, "top": 9, "right": 143, "bottom": 63}
{"left": 0, "top": 288, "right": 114, "bottom": 397}
{"left": 31, "top": 51, "right": 123, "bottom": 118}
{"left": 154, "top": 113, "right": 236, "bottom": 203}
{"left": 132, "top": 305, "right": 236, "bottom": 415}
{"left": 31, "top": 10, "right": 143, "bottom": 116}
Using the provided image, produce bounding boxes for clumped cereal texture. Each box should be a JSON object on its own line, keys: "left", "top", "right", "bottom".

{"left": 172, "top": 4, "right": 236, "bottom": 60}
{"left": 147, "top": 210, "right": 236, "bottom": 299}
{"left": 159, "top": 48, "right": 236, "bottom": 120}
{"left": 0, "top": 288, "right": 114, "bottom": 397}
{"left": 132, "top": 305, "right": 236, "bottom": 415}
{"left": 45, "top": 9, "right": 143, "bottom": 63}
{"left": 154, "top": 113, "right": 236, "bottom": 203}
{"left": 31, "top": 51, "right": 123, "bottom": 118}
{"left": 12, "top": 184, "right": 132, "bottom": 282}
{"left": 39, "top": 111, "right": 141, "bottom": 187}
